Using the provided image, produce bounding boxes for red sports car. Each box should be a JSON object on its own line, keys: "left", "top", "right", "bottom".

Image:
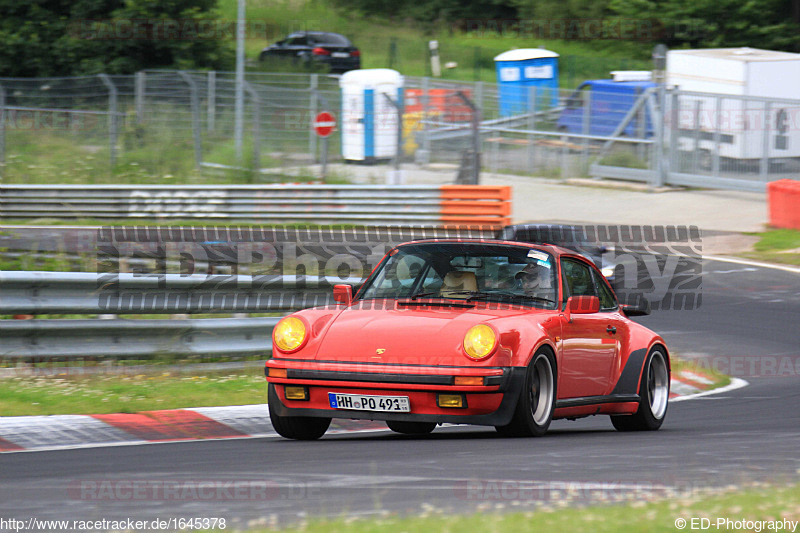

{"left": 265, "top": 240, "right": 670, "bottom": 440}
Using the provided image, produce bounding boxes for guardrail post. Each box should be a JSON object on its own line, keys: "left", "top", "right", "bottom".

{"left": 207, "top": 71, "right": 216, "bottom": 133}
{"left": 244, "top": 82, "right": 261, "bottom": 172}
{"left": 179, "top": 71, "right": 203, "bottom": 170}
{"left": 98, "top": 74, "right": 118, "bottom": 169}
{"left": 0, "top": 82, "right": 5, "bottom": 179}
{"left": 135, "top": 71, "right": 145, "bottom": 124}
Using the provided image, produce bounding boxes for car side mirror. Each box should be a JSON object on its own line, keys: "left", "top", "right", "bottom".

{"left": 621, "top": 300, "right": 651, "bottom": 317}
{"left": 563, "top": 295, "right": 600, "bottom": 323}
{"left": 333, "top": 284, "right": 353, "bottom": 306}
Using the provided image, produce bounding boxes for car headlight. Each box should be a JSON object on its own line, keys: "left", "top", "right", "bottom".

{"left": 463, "top": 324, "right": 497, "bottom": 360}
{"left": 601, "top": 266, "right": 616, "bottom": 279}
{"left": 273, "top": 317, "right": 308, "bottom": 352}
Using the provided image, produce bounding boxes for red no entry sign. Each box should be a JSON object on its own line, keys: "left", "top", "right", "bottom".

{"left": 313, "top": 112, "right": 336, "bottom": 137}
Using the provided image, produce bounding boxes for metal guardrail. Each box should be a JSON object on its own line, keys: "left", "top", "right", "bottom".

{"left": 0, "top": 271, "right": 356, "bottom": 361}
{"left": 0, "top": 271, "right": 344, "bottom": 314}
{"left": 0, "top": 184, "right": 445, "bottom": 223}
{"left": 0, "top": 317, "right": 278, "bottom": 361}
{"left": 0, "top": 184, "right": 513, "bottom": 226}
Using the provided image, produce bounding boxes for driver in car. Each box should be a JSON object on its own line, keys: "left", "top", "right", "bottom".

{"left": 515, "top": 263, "right": 555, "bottom": 302}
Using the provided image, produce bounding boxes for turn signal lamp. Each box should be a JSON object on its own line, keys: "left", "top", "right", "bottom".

{"left": 454, "top": 376, "right": 484, "bottom": 386}
{"left": 273, "top": 317, "right": 308, "bottom": 352}
{"left": 269, "top": 368, "right": 287, "bottom": 379}
{"left": 463, "top": 324, "right": 497, "bottom": 360}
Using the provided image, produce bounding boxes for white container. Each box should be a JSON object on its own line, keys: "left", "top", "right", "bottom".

{"left": 667, "top": 48, "right": 800, "bottom": 160}
{"left": 339, "top": 69, "right": 404, "bottom": 163}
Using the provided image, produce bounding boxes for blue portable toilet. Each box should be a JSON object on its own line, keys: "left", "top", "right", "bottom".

{"left": 494, "top": 49, "right": 559, "bottom": 116}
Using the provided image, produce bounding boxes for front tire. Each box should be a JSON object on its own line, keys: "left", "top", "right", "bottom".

{"left": 268, "top": 384, "right": 331, "bottom": 440}
{"left": 611, "top": 347, "right": 670, "bottom": 431}
{"left": 496, "top": 350, "right": 556, "bottom": 437}
{"left": 386, "top": 421, "right": 436, "bottom": 435}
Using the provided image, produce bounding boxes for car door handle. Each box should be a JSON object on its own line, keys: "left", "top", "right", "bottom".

{"left": 606, "top": 325, "right": 617, "bottom": 334}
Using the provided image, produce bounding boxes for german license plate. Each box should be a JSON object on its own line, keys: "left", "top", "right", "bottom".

{"left": 328, "top": 392, "right": 410, "bottom": 412}
{"left": 331, "top": 52, "right": 350, "bottom": 58}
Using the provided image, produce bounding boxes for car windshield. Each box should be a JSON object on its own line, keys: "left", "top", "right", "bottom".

{"left": 357, "top": 243, "right": 557, "bottom": 309}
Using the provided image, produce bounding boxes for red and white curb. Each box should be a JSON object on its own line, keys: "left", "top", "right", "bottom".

{"left": 0, "top": 375, "right": 745, "bottom": 453}
{"left": 0, "top": 405, "right": 386, "bottom": 454}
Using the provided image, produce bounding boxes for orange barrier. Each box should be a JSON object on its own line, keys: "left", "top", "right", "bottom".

{"left": 768, "top": 179, "right": 800, "bottom": 230}
{"left": 440, "top": 185, "right": 512, "bottom": 228}
{"left": 405, "top": 89, "right": 473, "bottom": 122}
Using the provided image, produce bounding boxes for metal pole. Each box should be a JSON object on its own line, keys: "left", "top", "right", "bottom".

{"left": 760, "top": 100, "right": 771, "bottom": 180}
{"left": 0, "top": 83, "right": 5, "bottom": 179}
{"left": 135, "top": 71, "right": 145, "bottom": 124}
{"left": 456, "top": 90, "right": 481, "bottom": 185}
{"left": 244, "top": 82, "right": 261, "bottom": 172}
{"left": 582, "top": 88, "right": 591, "bottom": 170}
{"left": 234, "top": 0, "right": 245, "bottom": 163}
{"left": 669, "top": 91, "right": 679, "bottom": 176}
{"left": 98, "top": 74, "right": 118, "bottom": 169}
{"left": 712, "top": 95, "right": 722, "bottom": 177}
{"left": 179, "top": 71, "right": 203, "bottom": 170}
{"left": 310, "top": 74, "right": 318, "bottom": 162}
{"left": 382, "top": 92, "right": 404, "bottom": 174}
{"left": 421, "top": 77, "right": 431, "bottom": 163}
{"left": 527, "top": 86, "right": 536, "bottom": 173}
{"left": 653, "top": 84, "right": 667, "bottom": 187}
{"left": 207, "top": 71, "right": 216, "bottom": 133}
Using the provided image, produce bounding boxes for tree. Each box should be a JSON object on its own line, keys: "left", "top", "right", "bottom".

{"left": 0, "top": 0, "right": 233, "bottom": 77}
{"left": 608, "top": 0, "right": 800, "bottom": 51}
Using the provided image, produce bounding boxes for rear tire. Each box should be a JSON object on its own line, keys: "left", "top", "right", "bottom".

{"left": 268, "top": 384, "right": 331, "bottom": 440}
{"left": 495, "top": 350, "right": 556, "bottom": 437}
{"left": 611, "top": 347, "right": 670, "bottom": 431}
{"left": 386, "top": 421, "right": 436, "bottom": 435}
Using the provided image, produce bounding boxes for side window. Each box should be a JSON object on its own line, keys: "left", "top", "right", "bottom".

{"left": 561, "top": 258, "right": 597, "bottom": 301}
{"left": 592, "top": 269, "right": 617, "bottom": 311}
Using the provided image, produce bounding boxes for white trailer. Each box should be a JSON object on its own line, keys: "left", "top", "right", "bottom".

{"left": 667, "top": 48, "right": 800, "bottom": 166}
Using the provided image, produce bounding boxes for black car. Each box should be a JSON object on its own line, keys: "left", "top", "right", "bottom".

{"left": 259, "top": 31, "right": 361, "bottom": 73}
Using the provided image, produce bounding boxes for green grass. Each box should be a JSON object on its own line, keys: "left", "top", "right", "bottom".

{"left": 672, "top": 357, "right": 731, "bottom": 390}
{"left": 257, "top": 482, "right": 800, "bottom": 532}
{"left": 219, "top": 0, "right": 651, "bottom": 84}
{"left": 743, "top": 228, "right": 800, "bottom": 266}
{"left": 0, "top": 369, "right": 267, "bottom": 416}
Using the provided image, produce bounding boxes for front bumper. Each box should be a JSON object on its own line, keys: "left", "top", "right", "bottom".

{"left": 266, "top": 360, "right": 526, "bottom": 427}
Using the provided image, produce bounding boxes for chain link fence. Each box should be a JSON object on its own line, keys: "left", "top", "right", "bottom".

{"left": 0, "top": 70, "right": 798, "bottom": 191}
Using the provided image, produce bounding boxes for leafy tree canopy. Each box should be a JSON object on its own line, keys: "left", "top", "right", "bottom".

{"left": 0, "top": 0, "right": 233, "bottom": 77}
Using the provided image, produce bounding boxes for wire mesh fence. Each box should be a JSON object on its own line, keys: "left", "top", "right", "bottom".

{"left": 0, "top": 70, "right": 797, "bottom": 191}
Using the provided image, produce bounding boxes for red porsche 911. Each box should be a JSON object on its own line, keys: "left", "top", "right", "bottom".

{"left": 265, "top": 240, "right": 670, "bottom": 440}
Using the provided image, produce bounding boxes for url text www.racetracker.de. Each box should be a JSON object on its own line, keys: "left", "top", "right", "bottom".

{"left": 0, "top": 517, "right": 227, "bottom": 532}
